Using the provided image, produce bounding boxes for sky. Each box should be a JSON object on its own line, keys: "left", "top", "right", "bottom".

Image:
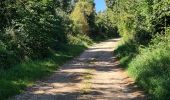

{"left": 94, "top": 0, "right": 107, "bottom": 12}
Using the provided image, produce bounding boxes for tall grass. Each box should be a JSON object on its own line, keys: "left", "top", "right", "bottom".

{"left": 115, "top": 33, "right": 170, "bottom": 99}
{"left": 0, "top": 34, "right": 92, "bottom": 100}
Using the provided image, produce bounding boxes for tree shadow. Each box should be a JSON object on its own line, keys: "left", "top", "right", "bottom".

{"left": 13, "top": 38, "right": 148, "bottom": 100}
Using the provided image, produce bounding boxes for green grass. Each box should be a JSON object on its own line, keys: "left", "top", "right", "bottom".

{"left": 114, "top": 34, "right": 170, "bottom": 100}
{"left": 0, "top": 33, "right": 116, "bottom": 100}
{"left": 114, "top": 39, "right": 139, "bottom": 68}
{"left": 0, "top": 34, "right": 91, "bottom": 100}
{"left": 80, "top": 69, "right": 94, "bottom": 94}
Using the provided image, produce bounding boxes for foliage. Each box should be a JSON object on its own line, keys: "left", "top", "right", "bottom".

{"left": 0, "top": 0, "right": 74, "bottom": 68}
{"left": 68, "top": 34, "right": 93, "bottom": 46}
{"left": 0, "top": 0, "right": 99, "bottom": 99}
{"left": 106, "top": 0, "right": 153, "bottom": 43}
{"left": 112, "top": 0, "right": 170, "bottom": 99}
{"left": 70, "top": 0, "right": 95, "bottom": 34}
{"left": 128, "top": 33, "right": 170, "bottom": 100}
{"left": 0, "top": 40, "right": 18, "bottom": 69}
{"left": 53, "top": 0, "right": 76, "bottom": 13}
{"left": 0, "top": 33, "right": 92, "bottom": 100}
{"left": 0, "top": 0, "right": 129, "bottom": 99}
{"left": 94, "top": 11, "right": 119, "bottom": 40}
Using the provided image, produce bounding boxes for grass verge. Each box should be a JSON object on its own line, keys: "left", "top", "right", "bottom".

{"left": 0, "top": 33, "right": 115, "bottom": 100}
{"left": 0, "top": 34, "right": 92, "bottom": 100}
{"left": 114, "top": 34, "right": 170, "bottom": 100}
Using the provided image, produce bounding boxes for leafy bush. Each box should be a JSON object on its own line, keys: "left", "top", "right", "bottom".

{"left": 68, "top": 34, "right": 93, "bottom": 46}
{"left": 0, "top": 0, "right": 73, "bottom": 63}
{"left": 0, "top": 0, "right": 96, "bottom": 98}
{"left": 0, "top": 41, "right": 18, "bottom": 69}
{"left": 124, "top": 33, "right": 170, "bottom": 99}
{"left": 115, "top": 30, "right": 170, "bottom": 100}
{"left": 0, "top": 31, "right": 93, "bottom": 100}
{"left": 107, "top": 0, "right": 170, "bottom": 99}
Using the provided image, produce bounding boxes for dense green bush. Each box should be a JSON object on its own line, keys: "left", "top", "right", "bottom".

{"left": 0, "top": 0, "right": 95, "bottom": 98}
{"left": 0, "top": 41, "right": 18, "bottom": 69}
{"left": 115, "top": 30, "right": 170, "bottom": 100}
{"left": 110, "top": 0, "right": 170, "bottom": 99}
{"left": 106, "top": 0, "right": 154, "bottom": 43}
{"left": 18, "top": 2, "right": 71, "bottom": 58}
{"left": 68, "top": 34, "right": 93, "bottom": 46}
{"left": 128, "top": 33, "right": 170, "bottom": 99}
{"left": 0, "top": 32, "right": 93, "bottom": 100}
{"left": 0, "top": 0, "right": 75, "bottom": 68}
{"left": 91, "top": 11, "right": 119, "bottom": 41}
{"left": 0, "top": 0, "right": 99, "bottom": 69}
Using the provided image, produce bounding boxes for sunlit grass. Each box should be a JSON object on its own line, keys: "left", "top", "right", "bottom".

{"left": 80, "top": 69, "right": 95, "bottom": 94}
{"left": 114, "top": 34, "right": 170, "bottom": 100}
{"left": 0, "top": 36, "right": 91, "bottom": 100}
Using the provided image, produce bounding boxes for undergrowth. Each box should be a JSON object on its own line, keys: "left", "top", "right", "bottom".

{"left": 115, "top": 33, "right": 170, "bottom": 100}
{"left": 0, "top": 34, "right": 92, "bottom": 100}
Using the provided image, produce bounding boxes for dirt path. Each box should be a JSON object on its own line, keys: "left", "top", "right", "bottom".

{"left": 13, "top": 38, "right": 147, "bottom": 100}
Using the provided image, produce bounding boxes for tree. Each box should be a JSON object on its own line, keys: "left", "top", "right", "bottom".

{"left": 70, "top": 0, "right": 95, "bottom": 34}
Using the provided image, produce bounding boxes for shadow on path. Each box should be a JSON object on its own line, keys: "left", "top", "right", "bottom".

{"left": 13, "top": 38, "right": 148, "bottom": 100}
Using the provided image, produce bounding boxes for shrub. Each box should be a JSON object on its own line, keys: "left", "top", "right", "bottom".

{"left": 127, "top": 33, "right": 170, "bottom": 99}
{"left": 67, "top": 34, "right": 93, "bottom": 46}
{"left": 0, "top": 41, "right": 18, "bottom": 69}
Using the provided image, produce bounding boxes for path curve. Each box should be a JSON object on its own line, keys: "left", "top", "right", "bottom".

{"left": 13, "top": 38, "right": 147, "bottom": 100}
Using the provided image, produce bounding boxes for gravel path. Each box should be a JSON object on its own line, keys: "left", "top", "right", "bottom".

{"left": 12, "top": 38, "right": 147, "bottom": 100}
